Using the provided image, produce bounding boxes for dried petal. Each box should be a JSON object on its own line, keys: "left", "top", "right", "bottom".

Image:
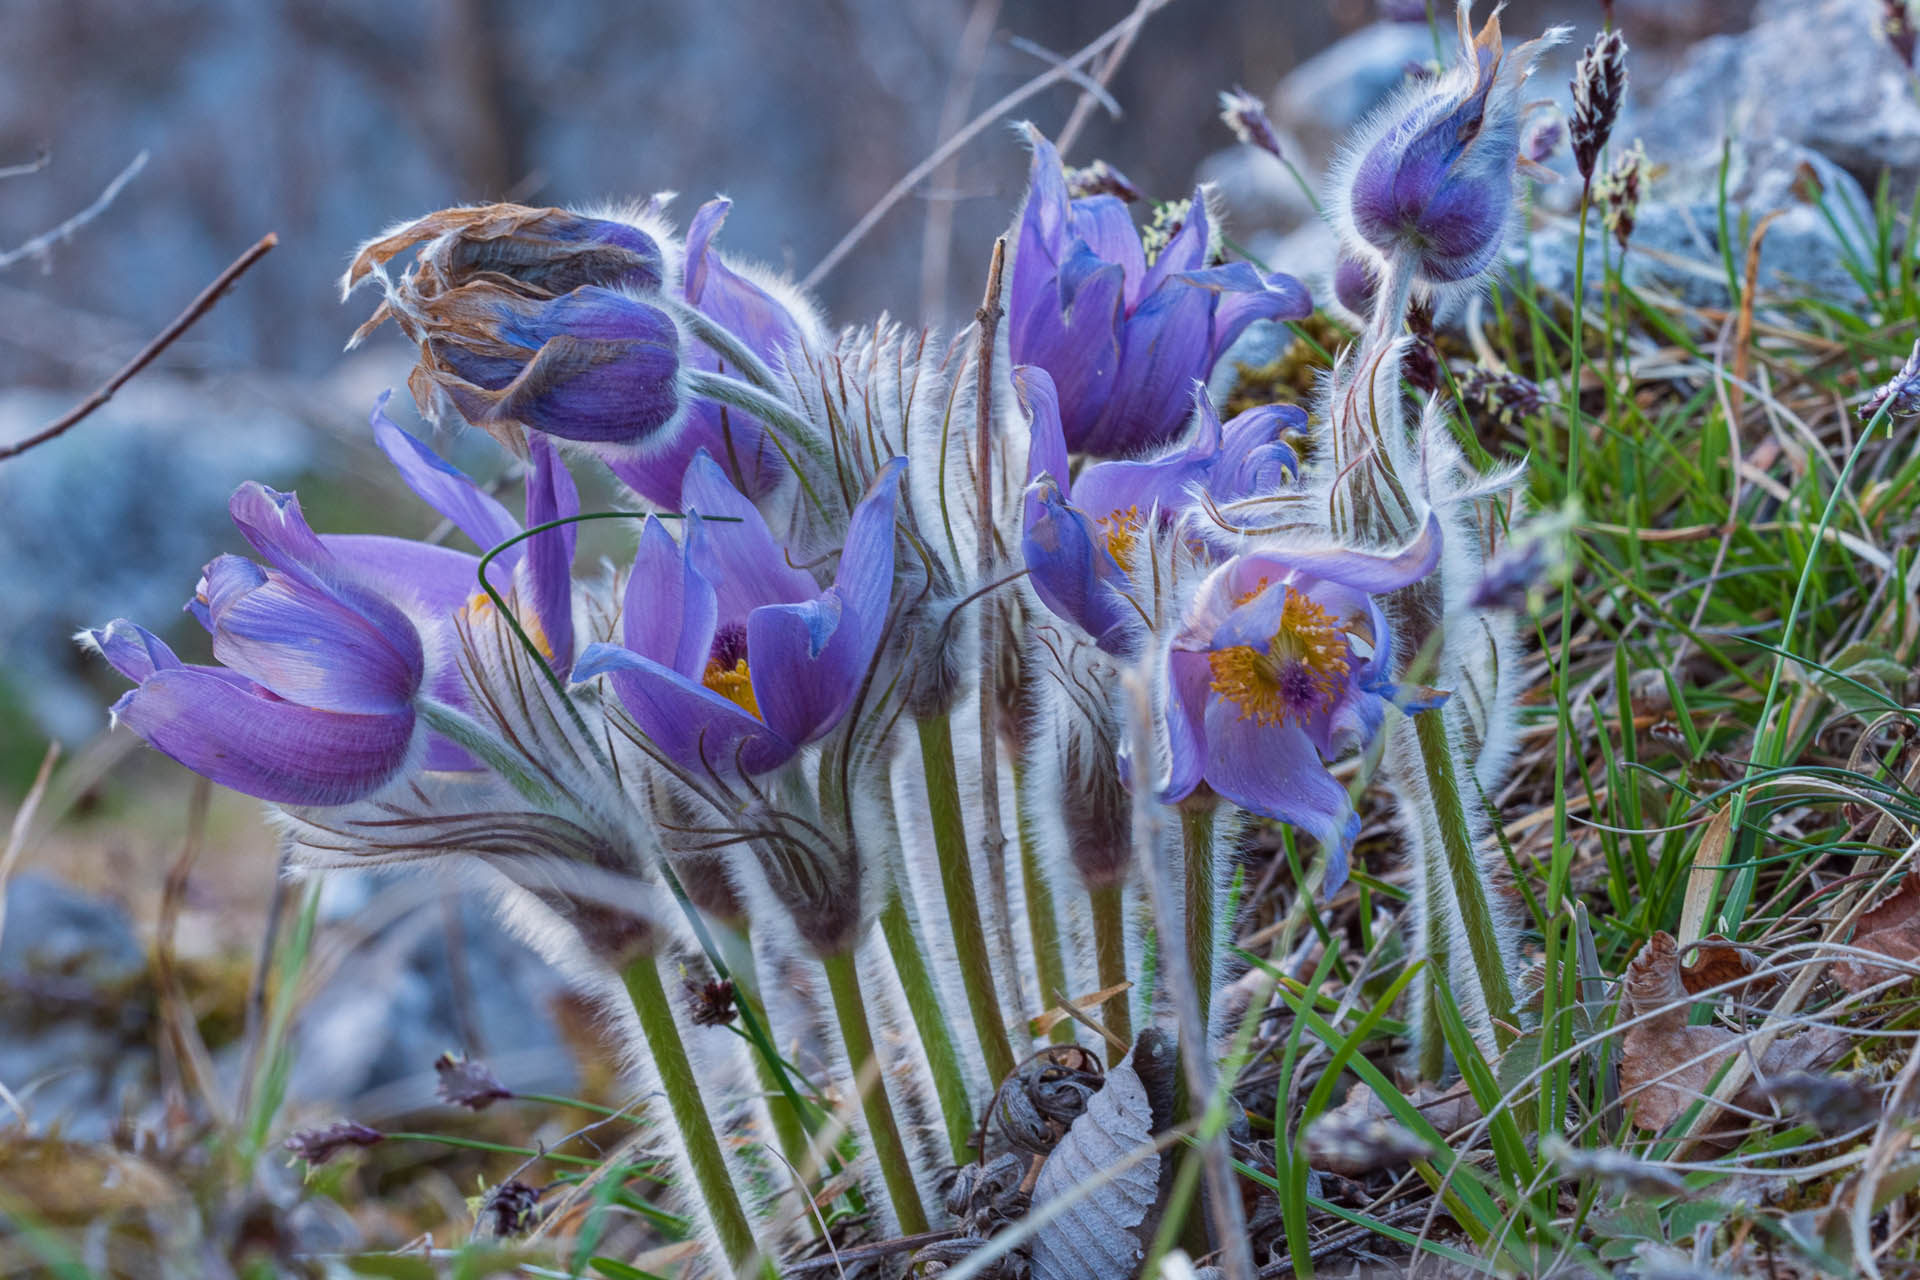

{"left": 283, "top": 1121, "right": 384, "bottom": 1165}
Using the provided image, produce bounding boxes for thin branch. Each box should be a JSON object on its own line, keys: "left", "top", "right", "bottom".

{"left": 0, "top": 148, "right": 51, "bottom": 181}
{"left": 1005, "top": 34, "right": 1123, "bottom": 123}
{"left": 0, "top": 150, "right": 147, "bottom": 271}
{"left": 0, "top": 231, "right": 277, "bottom": 463}
{"left": 801, "top": 0, "right": 1176, "bottom": 290}
{"left": 1054, "top": 0, "right": 1167, "bottom": 158}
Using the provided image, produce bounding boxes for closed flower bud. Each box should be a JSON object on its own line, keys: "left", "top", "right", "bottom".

{"left": 1335, "top": 3, "right": 1565, "bottom": 290}
{"left": 1332, "top": 251, "right": 1379, "bottom": 321}
{"left": 344, "top": 204, "right": 684, "bottom": 454}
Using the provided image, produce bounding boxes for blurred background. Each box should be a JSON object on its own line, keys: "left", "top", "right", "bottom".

{"left": 0, "top": 0, "right": 1750, "bottom": 1181}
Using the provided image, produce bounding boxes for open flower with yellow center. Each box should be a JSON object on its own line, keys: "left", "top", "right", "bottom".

{"left": 573, "top": 450, "right": 903, "bottom": 779}
{"left": 1163, "top": 514, "right": 1446, "bottom": 892}
{"left": 1017, "top": 365, "right": 1304, "bottom": 654}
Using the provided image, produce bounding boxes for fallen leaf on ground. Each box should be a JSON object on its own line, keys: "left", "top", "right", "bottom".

{"left": 1619, "top": 932, "right": 1845, "bottom": 1134}
{"left": 1832, "top": 876, "right": 1920, "bottom": 993}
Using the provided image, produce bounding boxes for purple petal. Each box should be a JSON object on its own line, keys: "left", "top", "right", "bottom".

{"left": 680, "top": 451, "right": 817, "bottom": 619}
{"left": 1225, "top": 512, "right": 1442, "bottom": 598}
{"left": 574, "top": 642, "right": 794, "bottom": 776}
{"left": 523, "top": 438, "right": 579, "bottom": 675}
{"left": 113, "top": 667, "right": 416, "bottom": 806}
{"left": 1212, "top": 399, "right": 1305, "bottom": 500}
{"left": 1017, "top": 365, "right": 1071, "bottom": 494}
{"left": 1069, "top": 391, "right": 1218, "bottom": 523}
{"left": 1068, "top": 195, "right": 1147, "bottom": 305}
{"left": 82, "top": 619, "right": 182, "bottom": 683}
{"left": 1078, "top": 273, "right": 1214, "bottom": 456}
{"left": 745, "top": 459, "right": 903, "bottom": 746}
{"left": 369, "top": 392, "right": 521, "bottom": 556}
{"left": 1161, "top": 649, "right": 1213, "bottom": 803}
{"left": 1197, "top": 698, "right": 1359, "bottom": 894}
{"left": 202, "top": 557, "right": 420, "bottom": 715}
{"left": 1021, "top": 478, "right": 1134, "bottom": 651}
{"left": 1019, "top": 244, "right": 1125, "bottom": 451}
{"left": 322, "top": 535, "right": 485, "bottom": 615}
{"left": 1180, "top": 263, "right": 1314, "bottom": 365}
{"left": 623, "top": 516, "right": 718, "bottom": 680}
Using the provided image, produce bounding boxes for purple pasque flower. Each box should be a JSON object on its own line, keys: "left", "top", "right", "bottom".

{"left": 574, "top": 452, "right": 904, "bottom": 779}
{"left": 345, "top": 204, "right": 683, "bottom": 454}
{"left": 83, "top": 485, "right": 434, "bottom": 806}
{"left": 610, "top": 198, "right": 813, "bottom": 508}
{"left": 1338, "top": 6, "right": 1564, "bottom": 289}
{"left": 1162, "top": 515, "right": 1444, "bottom": 893}
{"left": 1019, "top": 365, "right": 1303, "bottom": 654}
{"left": 1008, "top": 125, "right": 1311, "bottom": 457}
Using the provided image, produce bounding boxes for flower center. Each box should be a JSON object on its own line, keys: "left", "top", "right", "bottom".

{"left": 1100, "top": 505, "right": 1145, "bottom": 571}
{"left": 701, "top": 621, "right": 760, "bottom": 720}
{"left": 1207, "top": 585, "right": 1351, "bottom": 727}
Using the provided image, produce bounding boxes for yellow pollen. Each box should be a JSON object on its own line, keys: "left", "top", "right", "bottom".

{"left": 1101, "top": 505, "right": 1145, "bottom": 570}
{"left": 702, "top": 656, "right": 761, "bottom": 721}
{"left": 1206, "top": 585, "right": 1351, "bottom": 726}
{"left": 464, "top": 589, "right": 554, "bottom": 661}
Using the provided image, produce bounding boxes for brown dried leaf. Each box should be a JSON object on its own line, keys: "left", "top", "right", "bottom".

{"left": 1679, "top": 934, "right": 1774, "bottom": 995}
{"left": 1619, "top": 932, "right": 1846, "bottom": 1134}
{"left": 1832, "top": 876, "right": 1920, "bottom": 993}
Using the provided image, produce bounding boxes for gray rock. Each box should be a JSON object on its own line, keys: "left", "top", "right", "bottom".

{"left": 1510, "top": 137, "right": 1875, "bottom": 313}
{"left": 1631, "top": 0, "right": 1920, "bottom": 207}
{"left": 0, "top": 873, "right": 155, "bottom": 1138}
{"left": 284, "top": 875, "right": 577, "bottom": 1114}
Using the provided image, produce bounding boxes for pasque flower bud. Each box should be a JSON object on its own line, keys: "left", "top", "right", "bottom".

{"left": 1334, "top": 3, "right": 1565, "bottom": 291}
{"left": 344, "top": 204, "right": 684, "bottom": 454}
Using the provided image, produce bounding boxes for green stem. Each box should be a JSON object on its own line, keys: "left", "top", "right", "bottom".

{"left": 1181, "top": 802, "right": 1218, "bottom": 1040}
{"left": 820, "top": 949, "right": 932, "bottom": 1235}
{"left": 878, "top": 892, "right": 977, "bottom": 1162}
{"left": 914, "top": 712, "right": 1018, "bottom": 1085}
{"left": 620, "top": 955, "right": 773, "bottom": 1280}
{"left": 1013, "top": 761, "right": 1074, "bottom": 1046}
{"left": 1412, "top": 710, "right": 1516, "bottom": 1049}
{"left": 1088, "top": 882, "right": 1132, "bottom": 1067}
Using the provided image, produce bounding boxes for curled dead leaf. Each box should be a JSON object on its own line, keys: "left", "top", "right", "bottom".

{"left": 1678, "top": 934, "right": 1775, "bottom": 996}
{"left": 1832, "top": 876, "right": 1920, "bottom": 993}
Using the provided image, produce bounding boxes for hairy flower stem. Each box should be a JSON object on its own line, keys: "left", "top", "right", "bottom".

{"left": 878, "top": 892, "right": 977, "bottom": 1162}
{"left": 1413, "top": 708, "right": 1516, "bottom": 1051}
{"left": 1013, "top": 761, "right": 1074, "bottom": 1046}
{"left": 820, "top": 948, "right": 932, "bottom": 1235}
{"left": 914, "top": 712, "right": 1019, "bottom": 1085}
{"left": 619, "top": 955, "right": 774, "bottom": 1280}
{"left": 1088, "top": 882, "right": 1132, "bottom": 1067}
{"left": 1181, "top": 801, "right": 1218, "bottom": 1039}
{"left": 716, "top": 927, "right": 819, "bottom": 1184}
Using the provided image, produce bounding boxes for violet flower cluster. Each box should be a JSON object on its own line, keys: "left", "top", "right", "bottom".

{"left": 79, "top": 5, "right": 1567, "bottom": 1256}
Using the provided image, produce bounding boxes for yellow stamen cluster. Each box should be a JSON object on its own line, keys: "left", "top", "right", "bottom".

{"left": 1207, "top": 585, "right": 1351, "bottom": 727}
{"left": 702, "top": 657, "right": 761, "bottom": 721}
{"left": 1100, "top": 505, "right": 1145, "bottom": 571}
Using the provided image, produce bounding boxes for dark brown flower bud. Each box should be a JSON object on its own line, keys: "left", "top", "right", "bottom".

{"left": 434, "top": 1053, "right": 513, "bottom": 1111}
{"left": 283, "top": 1120, "right": 384, "bottom": 1165}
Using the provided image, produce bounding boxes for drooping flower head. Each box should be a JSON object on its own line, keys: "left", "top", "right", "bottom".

{"left": 1332, "top": 3, "right": 1566, "bottom": 297}
{"left": 344, "top": 204, "right": 684, "bottom": 456}
{"left": 82, "top": 485, "right": 436, "bottom": 806}
{"left": 1008, "top": 125, "right": 1311, "bottom": 456}
{"left": 574, "top": 452, "right": 904, "bottom": 783}
{"left": 1020, "top": 366, "right": 1303, "bottom": 653}
{"left": 1162, "top": 515, "right": 1444, "bottom": 893}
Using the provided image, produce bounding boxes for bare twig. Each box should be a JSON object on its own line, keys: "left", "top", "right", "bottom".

{"left": 918, "top": 0, "right": 1003, "bottom": 323}
{"left": 1005, "top": 35, "right": 1124, "bottom": 123}
{"left": 155, "top": 777, "right": 226, "bottom": 1122}
{"left": 0, "top": 231, "right": 277, "bottom": 463}
{"left": 801, "top": 1, "right": 1174, "bottom": 289}
{"left": 1054, "top": 0, "right": 1168, "bottom": 158}
{"left": 0, "top": 148, "right": 51, "bottom": 181}
{"left": 0, "top": 150, "right": 147, "bottom": 271}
